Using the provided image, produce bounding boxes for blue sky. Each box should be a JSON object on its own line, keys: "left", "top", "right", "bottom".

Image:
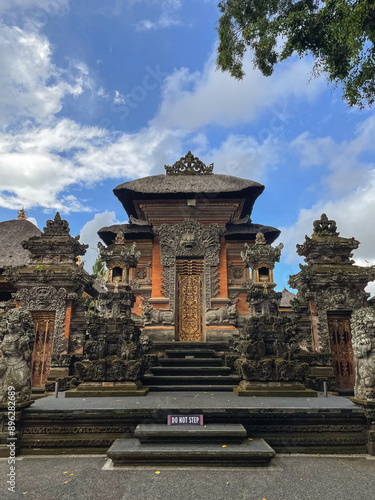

{"left": 0, "top": 0, "right": 374, "bottom": 295}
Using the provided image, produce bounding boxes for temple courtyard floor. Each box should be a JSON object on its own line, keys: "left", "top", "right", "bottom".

{"left": 1, "top": 453, "right": 375, "bottom": 500}
{"left": 2, "top": 393, "right": 375, "bottom": 499}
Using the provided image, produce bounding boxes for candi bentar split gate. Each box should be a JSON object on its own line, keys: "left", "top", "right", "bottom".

{"left": 1, "top": 152, "right": 375, "bottom": 461}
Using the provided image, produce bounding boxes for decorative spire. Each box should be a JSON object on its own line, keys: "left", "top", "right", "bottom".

{"left": 296, "top": 214, "right": 359, "bottom": 265}
{"left": 312, "top": 213, "right": 339, "bottom": 237}
{"left": 164, "top": 151, "right": 214, "bottom": 175}
{"left": 17, "top": 207, "right": 27, "bottom": 220}
{"left": 43, "top": 212, "right": 71, "bottom": 236}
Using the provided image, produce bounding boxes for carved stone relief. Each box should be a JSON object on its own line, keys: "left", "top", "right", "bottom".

{"left": 14, "top": 286, "right": 67, "bottom": 356}
{"left": 157, "top": 219, "right": 221, "bottom": 310}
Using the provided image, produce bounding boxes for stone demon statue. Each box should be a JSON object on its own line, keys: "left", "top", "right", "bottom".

{"left": 351, "top": 307, "right": 375, "bottom": 401}
{"left": 0, "top": 309, "right": 35, "bottom": 403}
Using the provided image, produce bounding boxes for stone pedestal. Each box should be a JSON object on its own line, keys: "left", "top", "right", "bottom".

{"left": 65, "top": 381, "right": 149, "bottom": 398}
{"left": 0, "top": 401, "right": 34, "bottom": 457}
{"left": 350, "top": 398, "right": 375, "bottom": 456}
{"left": 234, "top": 381, "right": 318, "bottom": 397}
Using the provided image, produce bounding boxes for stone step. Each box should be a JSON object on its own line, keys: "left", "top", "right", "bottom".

{"left": 159, "top": 358, "right": 223, "bottom": 367}
{"left": 150, "top": 366, "right": 232, "bottom": 376}
{"left": 107, "top": 438, "right": 276, "bottom": 467}
{"left": 143, "top": 374, "right": 241, "bottom": 386}
{"left": 147, "top": 385, "right": 239, "bottom": 392}
{"left": 135, "top": 424, "right": 247, "bottom": 443}
{"left": 165, "top": 349, "right": 217, "bottom": 358}
{"left": 153, "top": 341, "right": 230, "bottom": 352}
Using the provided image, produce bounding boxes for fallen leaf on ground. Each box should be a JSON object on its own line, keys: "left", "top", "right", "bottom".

{"left": 155, "top": 471, "right": 161, "bottom": 474}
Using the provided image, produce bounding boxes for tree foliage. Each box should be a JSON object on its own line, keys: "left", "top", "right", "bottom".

{"left": 216, "top": 0, "right": 375, "bottom": 107}
{"left": 92, "top": 248, "right": 108, "bottom": 282}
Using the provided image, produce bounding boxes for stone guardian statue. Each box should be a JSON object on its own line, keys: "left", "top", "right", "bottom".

{"left": 0, "top": 309, "right": 35, "bottom": 403}
{"left": 351, "top": 307, "right": 375, "bottom": 402}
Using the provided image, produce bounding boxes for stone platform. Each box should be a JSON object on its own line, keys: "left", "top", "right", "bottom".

{"left": 234, "top": 381, "right": 318, "bottom": 397}
{"left": 17, "top": 391, "right": 369, "bottom": 456}
{"left": 65, "top": 381, "right": 149, "bottom": 398}
{"left": 135, "top": 423, "right": 247, "bottom": 443}
{"left": 107, "top": 436, "right": 275, "bottom": 467}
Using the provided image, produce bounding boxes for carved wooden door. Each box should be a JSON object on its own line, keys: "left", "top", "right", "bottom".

{"left": 328, "top": 315, "right": 355, "bottom": 391}
{"left": 176, "top": 259, "right": 204, "bottom": 341}
{"left": 31, "top": 311, "right": 55, "bottom": 387}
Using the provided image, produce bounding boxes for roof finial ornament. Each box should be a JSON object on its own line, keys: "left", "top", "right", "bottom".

{"left": 17, "top": 207, "right": 27, "bottom": 220}
{"left": 312, "top": 213, "right": 339, "bottom": 237}
{"left": 164, "top": 151, "right": 214, "bottom": 175}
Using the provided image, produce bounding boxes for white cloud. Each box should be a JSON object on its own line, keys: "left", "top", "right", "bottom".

{"left": 26, "top": 216, "right": 38, "bottom": 228}
{"left": 113, "top": 90, "right": 126, "bottom": 105}
{"left": 153, "top": 54, "right": 325, "bottom": 130}
{"left": 0, "top": 119, "right": 185, "bottom": 211}
{"left": 0, "top": 0, "right": 70, "bottom": 15}
{"left": 290, "top": 115, "right": 375, "bottom": 197}
{"left": 79, "top": 211, "right": 128, "bottom": 273}
{"left": 0, "top": 23, "right": 90, "bottom": 128}
{"left": 206, "top": 134, "right": 280, "bottom": 182}
{"left": 135, "top": 0, "right": 181, "bottom": 31}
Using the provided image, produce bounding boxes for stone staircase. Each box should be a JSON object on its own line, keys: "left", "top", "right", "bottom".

{"left": 143, "top": 344, "right": 240, "bottom": 391}
{"left": 107, "top": 423, "right": 276, "bottom": 467}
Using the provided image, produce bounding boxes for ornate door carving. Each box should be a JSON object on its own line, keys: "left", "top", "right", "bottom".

{"left": 328, "top": 315, "right": 355, "bottom": 390}
{"left": 31, "top": 311, "right": 55, "bottom": 387}
{"left": 176, "top": 260, "right": 204, "bottom": 341}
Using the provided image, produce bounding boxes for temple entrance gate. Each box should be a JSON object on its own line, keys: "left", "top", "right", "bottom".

{"left": 176, "top": 259, "right": 204, "bottom": 341}
{"left": 328, "top": 314, "right": 355, "bottom": 392}
{"left": 31, "top": 311, "right": 55, "bottom": 387}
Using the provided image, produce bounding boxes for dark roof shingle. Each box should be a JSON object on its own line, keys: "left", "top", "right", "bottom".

{"left": 0, "top": 219, "right": 41, "bottom": 267}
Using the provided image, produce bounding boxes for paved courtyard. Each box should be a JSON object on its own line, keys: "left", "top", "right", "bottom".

{"left": 1, "top": 453, "right": 375, "bottom": 500}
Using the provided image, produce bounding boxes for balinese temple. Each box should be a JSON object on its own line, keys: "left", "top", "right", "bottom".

{"left": 2, "top": 152, "right": 375, "bottom": 459}
{"left": 98, "top": 151, "right": 280, "bottom": 344}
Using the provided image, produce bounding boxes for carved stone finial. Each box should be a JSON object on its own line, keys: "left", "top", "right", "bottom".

{"left": 114, "top": 231, "right": 126, "bottom": 245}
{"left": 164, "top": 151, "right": 214, "bottom": 175}
{"left": 241, "top": 240, "right": 283, "bottom": 269}
{"left": 313, "top": 213, "right": 339, "bottom": 237}
{"left": 43, "top": 212, "right": 71, "bottom": 236}
{"left": 129, "top": 215, "right": 150, "bottom": 226}
{"left": 17, "top": 207, "right": 27, "bottom": 220}
{"left": 255, "top": 232, "right": 267, "bottom": 245}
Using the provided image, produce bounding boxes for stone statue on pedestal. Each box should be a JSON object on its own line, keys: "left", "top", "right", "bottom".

{"left": 0, "top": 309, "right": 35, "bottom": 403}
{"left": 351, "top": 307, "right": 375, "bottom": 401}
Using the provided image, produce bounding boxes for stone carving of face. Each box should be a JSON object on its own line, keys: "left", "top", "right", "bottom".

{"left": 180, "top": 232, "right": 196, "bottom": 250}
